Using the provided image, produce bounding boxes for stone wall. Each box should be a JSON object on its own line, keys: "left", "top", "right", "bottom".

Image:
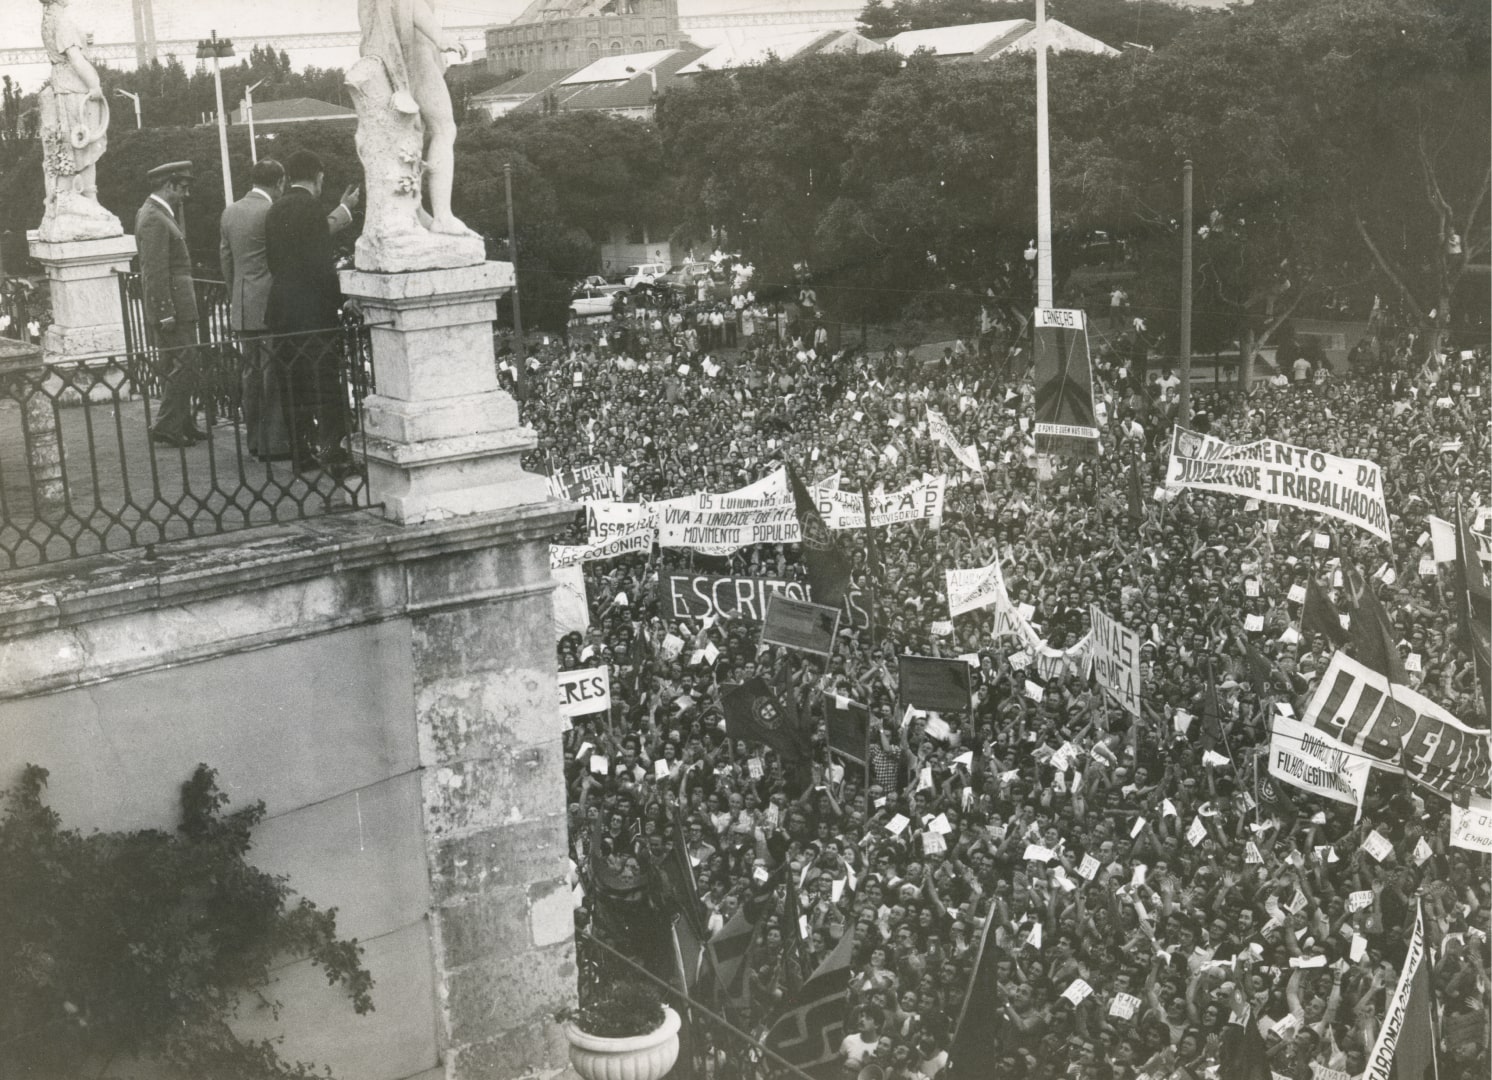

{"left": 0, "top": 505, "right": 577, "bottom": 1080}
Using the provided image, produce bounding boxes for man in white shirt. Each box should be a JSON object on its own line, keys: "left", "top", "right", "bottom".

{"left": 838, "top": 1006, "right": 883, "bottom": 1073}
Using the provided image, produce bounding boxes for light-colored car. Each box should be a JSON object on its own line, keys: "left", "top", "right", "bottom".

{"left": 570, "top": 286, "right": 617, "bottom": 319}
{"left": 621, "top": 262, "right": 668, "bottom": 288}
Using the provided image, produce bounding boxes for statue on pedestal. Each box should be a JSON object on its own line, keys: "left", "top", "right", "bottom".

{"left": 348, "top": 0, "right": 484, "bottom": 271}
{"left": 36, "top": 0, "right": 123, "bottom": 242}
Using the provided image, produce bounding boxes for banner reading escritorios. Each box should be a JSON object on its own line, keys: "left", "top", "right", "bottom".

{"left": 1165, "top": 427, "right": 1390, "bottom": 541}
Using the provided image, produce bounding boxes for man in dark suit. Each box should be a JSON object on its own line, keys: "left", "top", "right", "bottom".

{"left": 220, "top": 158, "right": 358, "bottom": 461}
{"left": 265, "top": 149, "right": 355, "bottom": 474}
{"left": 135, "top": 160, "right": 202, "bottom": 447}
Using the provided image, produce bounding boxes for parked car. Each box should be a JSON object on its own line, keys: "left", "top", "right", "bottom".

{"left": 619, "top": 262, "right": 668, "bottom": 288}
{"left": 570, "top": 286, "right": 617, "bottom": 319}
{"left": 662, "top": 260, "right": 720, "bottom": 298}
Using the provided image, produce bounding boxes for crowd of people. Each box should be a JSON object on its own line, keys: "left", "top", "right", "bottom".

{"left": 526, "top": 283, "right": 1489, "bottom": 1080}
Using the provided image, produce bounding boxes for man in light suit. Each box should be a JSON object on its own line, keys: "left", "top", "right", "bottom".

{"left": 135, "top": 160, "right": 201, "bottom": 447}
{"left": 219, "top": 158, "right": 358, "bottom": 460}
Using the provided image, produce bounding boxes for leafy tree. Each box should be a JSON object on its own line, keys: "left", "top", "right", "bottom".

{"left": 1, "top": 763, "right": 373, "bottom": 1079}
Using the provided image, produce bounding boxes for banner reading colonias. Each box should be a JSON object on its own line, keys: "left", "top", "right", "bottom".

{"left": 1032, "top": 308, "right": 1100, "bottom": 458}
{"left": 946, "top": 562, "right": 1006, "bottom": 617}
{"left": 1268, "top": 711, "right": 1370, "bottom": 810}
{"left": 1088, "top": 605, "right": 1141, "bottom": 717}
{"left": 1301, "top": 651, "right": 1492, "bottom": 802}
{"left": 586, "top": 500, "right": 658, "bottom": 542}
{"left": 1166, "top": 427, "right": 1391, "bottom": 541}
{"left": 550, "top": 526, "right": 654, "bottom": 568}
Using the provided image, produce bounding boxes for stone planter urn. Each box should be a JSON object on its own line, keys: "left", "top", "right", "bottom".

{"left": 564, "top": 1005, "right": 681, "bottom": 1080}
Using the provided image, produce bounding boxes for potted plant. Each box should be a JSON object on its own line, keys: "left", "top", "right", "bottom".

{"left": 557, "top": 940, "right": 679, "bottom": 1080}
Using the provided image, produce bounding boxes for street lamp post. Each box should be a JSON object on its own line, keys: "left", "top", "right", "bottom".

{"left": 196, "top": 31, "right": 235, "bottom": 204}
{"left": 113, "top": 87, "right": 142, "bottom": 128}
{"left": 243, "top": 77, "right": 265, "bottom": 164}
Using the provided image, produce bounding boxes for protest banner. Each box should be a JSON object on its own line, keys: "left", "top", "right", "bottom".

{"left": 547, "top": 462, "right": 623, "bottom": 502}
{"left": 1363, "top": 904, "right": 1432, "bottom": 1080}
{"left": 1089, "top": 605, "right": 1141, "bottom": 717}
{"left": 826, "top": 696, "right": 871, "bottom": 765}
{"left": 1032, "top": 308, "right": 1100, "bottom": 458}
{"left": 761, "top": 593, "right": 841, "bottom": 656}
{"left": 558, "top": 666, "right": 612, "bottom": 718}
{"left": 1301, "top": 651, "right": 1492, "bottom": 802}
{"left": 1268, "top": 711, "right": 1370, "bottom": 810}
{"left": 815, "top": 475, "right": 947, "bottom": 531}
{"left": 550, "top": 526, "right": 655, "bottom": 568}
{"left": 1450, "top": 796, "right": 1492, "bottom": 853}
{"left": 653, "top": 468, "right": 798, "bottom": 555}
{"left": 1165, "top": 427, "right": 1390, "bottom": 541}
{"left": 898, "top": 655, "right": 972, "bottom": 713}
{"left": 586, "top": 500, "right": 657, "bottom": 541}
{"left": 990, "top": 581, "right": 1092, "bottom": 680}
{"left": 665, "top": 573, "right": 871, "bottom": 630}
{"left": 926, "top": 406, "right": 982, "bottom": 473}
{"left": 947, "top": 562, "right": 1006, "bottom": 618}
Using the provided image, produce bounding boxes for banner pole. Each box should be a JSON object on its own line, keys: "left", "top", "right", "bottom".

{"left": 862, "top": 489, "right": 880, "bottom": 652}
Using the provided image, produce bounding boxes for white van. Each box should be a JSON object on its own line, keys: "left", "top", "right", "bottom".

{"left": 621, "top": 262, "right": 668, "bottom": 287}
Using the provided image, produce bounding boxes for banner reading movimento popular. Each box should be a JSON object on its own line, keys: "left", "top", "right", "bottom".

{"left": 652, "top": 468, "right": 797, "bottom": 555}
{"left": 1300, "top": 651, "right": 1491, "bottom": 802}
{"left": 1166, "top": 427, "right": 1390, "bottom": 541}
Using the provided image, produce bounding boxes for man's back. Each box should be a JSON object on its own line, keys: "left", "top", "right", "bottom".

{"left": 219, "top": 192, "right": 273, "bottom": 332}
{"left": 264, "top": 186, "right": 340, "bottom": 333}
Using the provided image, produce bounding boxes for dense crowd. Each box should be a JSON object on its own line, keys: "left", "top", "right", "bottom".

{"left": 522, "top": 288, "right": 1491, "bottom": 1080}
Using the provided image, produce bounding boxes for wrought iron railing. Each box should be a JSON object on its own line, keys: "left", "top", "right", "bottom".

{"left": 0, "top": 323, "right": 374, "bottom": 572}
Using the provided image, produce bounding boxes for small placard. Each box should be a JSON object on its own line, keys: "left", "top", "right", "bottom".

{"left": 1245, "top": 579, "right": 1261, "bottom": 597}
{"left": 1023, "top": 843, "right": 1058, "bottom": 863}
{"left": 1110, "top": 992, "right": 1141, "bottom": 1019}
{"left": 1288, "top": 584, "right": 1307, "bottom": 604}
{"left": 1413, "top": 836, "right": 1434, "bottom": 865}
{"left": 1361, "top": 830, "right": 1394, "bottom": 862}
{"left": 1187, "top": 818, "right": 1207, "bottom": 847}
{"left": 1061, "top": 978, "right": 1094, "bottom": 1006}
{"left": 1077, "top": 854, "right": 1100, "bottom": 880}
{"left": 1346, "top": 890, "right": 1374, "bottom": 913}
{"left": 1313, "top": 532, "right": 1331, "bottom": 549}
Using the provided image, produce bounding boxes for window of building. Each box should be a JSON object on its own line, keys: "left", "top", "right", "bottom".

{"left": 633, "top": 39, "right": 644, "bottom": 51}
{"left": 589, "top": 41, "right": 601, "bottom": 59}
{"left": 611, "top": 40, "right": 623, "bottom": 54}
{"left": 655, "top": 38, "right": 666, "bottom": 48}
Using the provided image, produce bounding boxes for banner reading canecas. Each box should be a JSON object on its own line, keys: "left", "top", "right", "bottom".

{"left": 1300, "top": 651, "right": 1492, "bottom": 802}
{"left": 1166, "top": 427, "right": 1390, "bottom": 541}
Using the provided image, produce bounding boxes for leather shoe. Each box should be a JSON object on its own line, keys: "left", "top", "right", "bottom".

{"left": 150, "top": 427, "right": 190, "bottom": 448}
{"left": 183, "top": 426, "right": 207, "bottom": 443}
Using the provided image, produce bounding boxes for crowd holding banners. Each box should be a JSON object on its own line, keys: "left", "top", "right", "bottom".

{"left": 530, "top": 287, "right": 1491, "bottom": 1080}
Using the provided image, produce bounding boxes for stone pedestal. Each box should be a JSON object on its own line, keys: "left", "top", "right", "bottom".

{"left": 340, "top": 261, "right": 549, "bottom": 524}
{"left": 0, "top": 337, "right": 62, "bottom": 513}
{"left": 27, "top": 232, "right": 137, "bottom": 359}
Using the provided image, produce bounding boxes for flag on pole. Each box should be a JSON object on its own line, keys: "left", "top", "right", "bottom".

{"left": 1201, "top": 656, "right": 1233, "bottom": 764}
{"left": 762, "top": 928, "right": 855, "bottom": 1074}
{"left": 1032, "top": 308, "right": 1100, "bottom": 458}
{"left": 1343, "top": 564, "right": 1410, "bottom": 685}
{"left": 722, "top": 677, "right": 811, "bottom": 774}
{"left": 1245, "top": 644, "right": 1277, "bottom": 697}
{"left": 788, "top": 462, "right": 851, "bottom": 607}
{"left": 1363, "top": 901, "right": 1434, "bottom": 1080}
{"left": 1302, "top": 576, "right": 1350, "bottom": 648}
{"left": 702, "top": 905, "right": 757, "bottom": 1014}
{"left": 1254, "top": 753, "right": 1298, "bottom": 825}
{"left": 1127, "top": 456, "right": 1144, "bottom": 522}
{"left": 948, "top": 895, "right": 999, "bottom": 1079}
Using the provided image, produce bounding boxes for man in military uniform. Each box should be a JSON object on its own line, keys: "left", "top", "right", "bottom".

{"left": 134, "top": 160, "right": 202, "bottom": 448}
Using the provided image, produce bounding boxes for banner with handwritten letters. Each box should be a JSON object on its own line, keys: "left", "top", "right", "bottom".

{"left": 1166, "top": 427, "right": 1390, "bottom": 541}
{"left": 547, "top": 462, "right": 623, "bottom": 502}
{"left": 586, "top": 500, "right": 657, "bottom": 542}
{"left": 946, "top": 562, "right": 1007, "bottom": 618}
{"left": 990, "top": 588, "right": 1091, "bottom": 680}
{"left": 557, "top": 666, "right": 612, "bottom": 718}
{"left": 1269, "top": 711, "right": 1371, "bottom": 810}
{"left": 666, "top": 573, "right": 872, "bottom": 630}
{"left": 1301, "top": 652, "right": 1492, "bottom": 802}
{"left": 815, "top": 476, "right": 947, "bottom": 531}
{"left": 926, "top": 406, "right": 982, "bottom": 473}
{"left": 1450, "top": 797, "right": 1492, "bottom": 853}
{"left": 550, "top": 526, "right": 655, "bottom": 568}
{"left": 1089, "top": 605, "right": 1141, "bottom": 717}
{"left": 1363, "top": 905, "right": 1428, "bottom": 1080}
{"left": 652, "top": 468, "right": 797, "bottom": 555}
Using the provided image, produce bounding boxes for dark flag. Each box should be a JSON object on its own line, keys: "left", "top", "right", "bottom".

{"left": 1201, "top": 657, "right": 1232, "bottom": 763}
{"left": 1244, "top": 644, "right": 1276, "bottom": 698}
{"left": 1032, "top": 307, "right": 1100, "bottom": 458}
{"left": 702, "top": 905, "right": 756, "bottom": 1014}
{"left": 1301, "top": 576, "right": 1350, "bottom": 648}
{"left": 1254, "top": 754, "right": 1298, "bottom": 825}
{"left": 1127, "top": 455, "right": 1144, "bottom": 522}
{"left": 1343, "top": 565, "right": 1409, "bottom": 685}
{"left": 788, "top": 463, "right": 851, "bottom": 607}
{"left": 763, "top": 928, "right": 856, "bottom": 1076}
{"left": 1456, "top": 500, "right": 1492, "bottom": 705}
{"left": 1388, "top": 903, "right": 1436, "bottom": 1080}
{"left": 662, "top": 806, "right": 709, "bottom": 945}
{"left": 723, "top": 677, "right": 810, "bottom": 772}
{"left": 948, "top": 893, "right": 999, "bottom": 1080}
{"left": 1219, "top": 1004, "right": 1272, "bottom": 1080}
{"left": 898, "top": 655, "right": 973, "bottom": 713}
{"left": 826, "top": 695, "right": 871, "bottom": 765}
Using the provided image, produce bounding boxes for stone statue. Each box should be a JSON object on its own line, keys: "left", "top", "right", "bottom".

{"left": 36, "top": 0, "right": 122, "bottom": 242}
{"left": 348, "top": 0, "right": 484, "bottom": 271}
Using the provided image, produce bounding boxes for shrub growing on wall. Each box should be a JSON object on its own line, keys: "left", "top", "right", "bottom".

{"left": 0, "top": 763, "right": 374, "bottom": 1079}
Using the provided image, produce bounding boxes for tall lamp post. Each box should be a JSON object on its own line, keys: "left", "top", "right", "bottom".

{"left": 113, "top": 87, "right": 142, "bottom": 128}
{"left": 243, "top": 77, "right": 265, "bottom": 164}
{"left": 196, "top": 31, "right": 235, "bottom": 204}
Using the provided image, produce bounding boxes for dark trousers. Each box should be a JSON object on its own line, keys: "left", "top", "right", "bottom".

{"left": 151, "top": 320, "right": 200, "bottom": 439}
{"left": 279, "top": 329, "right": 349, "bottom": 462}
{"left": 240, "top": 330, "right": 292, "bottom": 459}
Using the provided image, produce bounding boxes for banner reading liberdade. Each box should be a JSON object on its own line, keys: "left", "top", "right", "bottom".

{"left": 1166, "top": 427, "right": 1390, "bottom": 541}
{"left": 1300, "top": 651, "right": 1491, "bottom": 802}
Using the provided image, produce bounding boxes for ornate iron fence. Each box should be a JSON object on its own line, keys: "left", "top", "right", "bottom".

{"left": 0, "top": 322, "right": 375, "bottom": 572}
